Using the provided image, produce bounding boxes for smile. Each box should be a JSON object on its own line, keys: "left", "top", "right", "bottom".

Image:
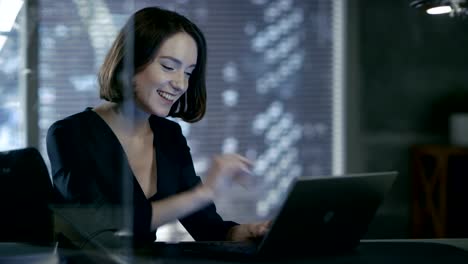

{"left": 157, "top": 90, "right": 176, "bottom": 102}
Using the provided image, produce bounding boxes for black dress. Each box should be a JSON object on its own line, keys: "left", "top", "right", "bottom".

{"left": 46, "top": 108, "right": 237, "bottom": 244}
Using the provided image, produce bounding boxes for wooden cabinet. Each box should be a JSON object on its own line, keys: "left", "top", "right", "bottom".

{"left": 411, "top": 145, "right": 468, "bottom": 238}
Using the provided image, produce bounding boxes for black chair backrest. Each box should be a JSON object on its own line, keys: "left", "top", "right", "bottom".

{"left": 0, "top": 147, "right": 54, "bottom": 245}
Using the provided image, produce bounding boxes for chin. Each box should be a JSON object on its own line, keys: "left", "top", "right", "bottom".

{"left": 150, "top": 107, "right": 171, "bottom": 118}
{"left": 140, "top": 98, "right": 176, "bottom": 118}
{"left": 150, "top": 111, "right": 169, "bottom": 118}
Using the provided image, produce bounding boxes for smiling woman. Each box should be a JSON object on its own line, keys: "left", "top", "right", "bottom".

{"left": 37, "top": 2, "right": 339, "bottom": 237}
{"left": 46, "top": 6, "right": 269, "bottom": 247}
{"left": 97, "top": 8, "right": 207, "bottom": 123}
{"left": 132, "top": 32, "right": 198, "bottom": 117}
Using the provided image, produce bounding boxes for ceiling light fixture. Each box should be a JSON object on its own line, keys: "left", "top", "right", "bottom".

{"left": 410, "top": 0, "right": 468, "bottom": 17}
{"left": 427, "top": 5, "right": 453, "bottom": 14}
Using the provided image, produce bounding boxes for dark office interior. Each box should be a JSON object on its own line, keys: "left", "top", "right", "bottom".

{"left": 349, "top": 0, "right": 468, "bottom": 240}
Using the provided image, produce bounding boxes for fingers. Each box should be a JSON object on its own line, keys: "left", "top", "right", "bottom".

{"left": 204, "top": 153, "right": 256, "bottom": 195}
{"left": 237, "top": 162, "right": 253, "bottom": 176}
{"left": 233, "top": 162, "right": 253, "bottom": 188}
{"left": 225, "top": 154, "right": 254, "bottom": 170}
{"left": 214, "top": 153, "right": 254, "bottom": 179}
{"left": 257, "top": 221, "right": 271, "bottom": 235}
{"left": 233, "top": 154, "right": 254, "bottom": 167}
{"left": 249, "top": 221, "right": 272, "bottom": 238}
{"left": 263, "top": 220, "right": 273, "bottom": 228}
{"left": 229, "top": 222, "right": 272, "bottom": 242}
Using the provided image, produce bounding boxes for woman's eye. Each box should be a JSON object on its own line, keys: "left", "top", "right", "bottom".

{"left": 161, "top": 64, "right": 174, "bottom": 71}
{"left": 185, "top": 72, "right": 192, "bottom": 77}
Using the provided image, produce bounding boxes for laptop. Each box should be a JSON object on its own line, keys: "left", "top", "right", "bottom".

{"left": 151, "top": 171, "right": 398, "bottom": 259}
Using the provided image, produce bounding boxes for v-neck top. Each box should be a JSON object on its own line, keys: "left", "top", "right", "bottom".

{"left": 46, "top": 108, "right": 237, "bottom": 245}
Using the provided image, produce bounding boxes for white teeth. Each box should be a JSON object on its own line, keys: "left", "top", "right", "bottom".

{"left": 157, "top": 91, "right": 176, "bottom": 101}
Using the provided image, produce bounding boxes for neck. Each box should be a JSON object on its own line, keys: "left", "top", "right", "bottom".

{"left": 104, "top": 101, "right": 151, "bottom": 137}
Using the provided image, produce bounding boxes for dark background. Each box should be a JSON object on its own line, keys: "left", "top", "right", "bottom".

{"left": 347, "top": 0, "right": 468, "bottom": 238}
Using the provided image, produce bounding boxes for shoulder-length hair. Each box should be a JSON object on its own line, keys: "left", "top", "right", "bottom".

{"left": 98, "top": 6, "right": 207, "bottom": 123}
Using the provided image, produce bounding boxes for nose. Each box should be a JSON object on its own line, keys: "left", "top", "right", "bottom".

{"left": 170, "top": 72, "right": 188, "bottom": 92}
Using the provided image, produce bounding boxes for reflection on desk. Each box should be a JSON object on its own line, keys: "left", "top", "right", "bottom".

{"left": 79, "top": 238, "right": 468, "bottom": 263}
{"left": 2, "top": 239, "right": 468, "bottom": 264}
{"left": 145, "top": 239, "right": 468, "bottom": 264}
{"left": 0, "top": 243, "right": 58, "bottom": 264}
{"left": 362, "top": 238, "right": 468, "bottom": 251}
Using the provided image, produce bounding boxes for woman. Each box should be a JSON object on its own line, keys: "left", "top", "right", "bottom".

{"left": 47, "top": 6, "right": 268, "bottom": 245}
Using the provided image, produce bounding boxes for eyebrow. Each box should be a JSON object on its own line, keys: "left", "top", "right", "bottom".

{"left": 160, "top": 56, "right": 196, "bottom": 68}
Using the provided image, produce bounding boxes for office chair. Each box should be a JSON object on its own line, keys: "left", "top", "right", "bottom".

{"left": 0, "top": 147, "right": 54, "bottom": 245}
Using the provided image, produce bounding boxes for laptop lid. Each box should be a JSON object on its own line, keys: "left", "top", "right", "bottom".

{"left": 257, "top": 171, "right": 398, "bottom": 256}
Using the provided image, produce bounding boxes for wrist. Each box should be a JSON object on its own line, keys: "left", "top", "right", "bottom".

{"left": 193, "top": 184, "right": 215, "bottom": 203}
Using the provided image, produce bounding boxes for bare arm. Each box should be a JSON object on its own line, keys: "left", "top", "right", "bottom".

{"left": 149, "top": 154, "right": 251, "bottom": 231}
{"left": 149, "top": 185, "right": 213, "bottom": 230}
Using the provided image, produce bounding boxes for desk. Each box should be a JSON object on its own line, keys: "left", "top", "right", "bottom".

{"left": 93, "top": 239, "right": 468, "bottom": 263}
{"left": 2, "top": 239, "right": 468, "bottom": 263}
{"left": 48, "top": 205, "right": 468, "bottom": 264}
{"left": 362, "top": 238, "right": 468, "bottom": 251}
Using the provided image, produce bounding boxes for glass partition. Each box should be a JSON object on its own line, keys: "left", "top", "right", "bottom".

{"left": 4, "top": 0, "right": 343, "bottom": 250}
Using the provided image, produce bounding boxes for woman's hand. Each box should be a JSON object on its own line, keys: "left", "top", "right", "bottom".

{"left": 226, "top": 221, "right": 272, "bottom": 242}
{"left": 197, "top": 154, "right": 253, "bottom": 198}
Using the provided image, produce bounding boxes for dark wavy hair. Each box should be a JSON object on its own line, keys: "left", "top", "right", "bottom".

{"left": 98, "top": 7, "right": 207, "bottom": 123}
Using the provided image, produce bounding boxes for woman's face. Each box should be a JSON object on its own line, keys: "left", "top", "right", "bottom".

{"left": 133, "top": 32, "right": 198, "bottom": 117}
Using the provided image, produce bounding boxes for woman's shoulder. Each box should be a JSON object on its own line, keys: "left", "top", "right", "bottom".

{"left": 48, "top": 108, "right": 96, "bottom": 133}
